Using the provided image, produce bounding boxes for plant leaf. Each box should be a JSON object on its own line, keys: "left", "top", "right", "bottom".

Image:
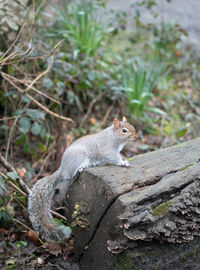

{"left": 43, "top": 78, "right": 53, "bottom": 90}
{"left": 146, "top": 107, "right": 167, "bottom": 116}
{"left": 15, "top": 134, "right": 26, "bottom": 145}
{"left": 176, "top": 127, "right": 187, "bottom": 139}
{"left": 7, "top": 172, "right": 19, "bottom": 180}
{"left": 26, "top": 109, "right": 45, "bottom": 120}
{"left": 19, "top": 117, "right": 31, "bottom": 133}
{"left": 31, "top": 122, "right": 41, "bottom": 136}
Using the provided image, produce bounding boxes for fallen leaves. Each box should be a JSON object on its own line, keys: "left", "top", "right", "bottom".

{"left": 25, "top": 230, "right": 40, "bottom": 244}
{"left": 42, "top": 240, "right": 74, "bottom": 257}
{"left": 16, "top": 167, "right": 26, "bottom": 179}
{"left": 89, "top": 117, "right": 97, "bottom": 125}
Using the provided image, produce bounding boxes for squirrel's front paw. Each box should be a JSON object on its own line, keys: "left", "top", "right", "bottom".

{"left": 120, "top": 159, "right": 130, "bottom": 167}
{"left": 78, "top": 167, "right": 84, "bottom": 173}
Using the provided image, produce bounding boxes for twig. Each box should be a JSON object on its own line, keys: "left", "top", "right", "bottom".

{"left": 24, "top": 57, "right": 53, "bottom": 92}
{"left": 8, "top": 47, "right": 36, "bottom": 65}
{"left": 100, "top": 102, "right": 115, "bottom": 128}
{"left": 0, "top": 154, "right": 17, "bottom": 173}
{"left": 0, "top": 115, "right": 25, "bottom": 122}
{"left": 1, "top": 24, "right": 27, "bottom": 60}
{"left": 7, "top": 180, "right": 27, "bottom": 197}
{"left": 5, "top": 116, "right": 19, "bottom": 162}
{"left": 79, "top": 92, "right": 105, "bottom": 128}
{"left": 13, "top": 218, "right": 44, "bottom": 245}
{"left": 13, "top": 64, "right": 34, "bottom": 77}
{"left": 0, "top": 23, "right": 35, "bottom": 66}
{"left": 0, "top": 153, "right": 31, "bottom": 195}
{"left": 32, "top": 149, "right": 55, "bottom": 183}
{"left": 50, "top": 210, "right": 67, "bottom": 221}
{"left": 5, "top": 94, "right": 33, "bottom": 161}
{"left": 5, "top": 74, "right": 60, "bottom": 104}
{"left": 1, "top": 72, "right": 74, "bottom": 124}
{"left": 0, "top": 153, "right": 67, "bottom": 222}
{"left": 1, "top": 169, "right": 67, "bottom": 222}
{"left": 0, "top": 171, "right": 27, "bottom": 197}
{"left": 2, "top": 39, "right": 64, "bottom": 66}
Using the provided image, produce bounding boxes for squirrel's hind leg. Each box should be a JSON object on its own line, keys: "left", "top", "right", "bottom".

{"left": 53, "top": 180, "right": 71, "bottom": 206}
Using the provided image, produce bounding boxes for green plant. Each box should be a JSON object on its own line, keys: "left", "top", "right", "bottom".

{"left": 14, "top": 108, "right": 47, "bottom": 155}
{"left": 153, "top": 22, "right": 186, "bottom": 57}
{"left": 121, "top": 57, "right": 166, "bottom": 119}
{"left": 49, "top": 0, "right": 110, "bottom": 56}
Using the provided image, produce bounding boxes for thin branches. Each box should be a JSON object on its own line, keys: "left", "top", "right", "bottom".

{"left": 0, "top": 26, "right": 74, "bottom": 124}
{"left": 5, "top": 74, "right": 60, "bottom": 104}
{"left": 2, "top": 72, "right": 74, "bottom": 123}
{"left": 0, "top": 23, "right": 35, "bottom": 66}
{"left": 0, "top": 153, "right": 31, "bottom": 195}
{"left": 79, "top": 91, "right": 105, "bottom": 128}
{"left": 0, "top": 154, "right": 67, "bottom": 223}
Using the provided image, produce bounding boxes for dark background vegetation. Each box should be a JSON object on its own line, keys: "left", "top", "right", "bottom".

{"left": 0, "top": 0, "right": 200, "bottom": 269}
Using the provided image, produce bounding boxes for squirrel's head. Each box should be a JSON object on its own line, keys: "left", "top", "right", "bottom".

{"left": 113, "top": 117, "right": 138, "bottom": 142}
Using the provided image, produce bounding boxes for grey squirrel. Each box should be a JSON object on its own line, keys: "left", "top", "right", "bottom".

{"left": 28, "top": 117, "right": 137, "bottom": 241}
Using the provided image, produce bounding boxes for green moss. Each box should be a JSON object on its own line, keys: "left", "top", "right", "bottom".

{"left": 176, "top": 144, "right": 184, "bottom": 147}
{"left": 115, "top": 252, "right": 136, "bottom": 270}
{"left": 180, "top": 247, "right": 199, "bottom": 262}
{"left": 152, "top": 201, "right": 172, "bottom": 217}
{"left": 179, "top": 163, "right": 194, "bottom": 171}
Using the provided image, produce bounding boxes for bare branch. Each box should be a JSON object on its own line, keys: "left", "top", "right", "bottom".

{"left": 0, "top": 115, "right": 24, "bottom": 122}
{"left": 79, "top": 92, "right": 105, "bottom": 128}
{"left": 1, "top": 72, "right": 74, "bottom": 124}
{"left": 100, "top": 102, "right": 115, "bottom": 128}
{"left": 0, "top": 153, "right": 31, "bottom": 195}
{"left": 5, "top": 75, "right": 60, "bottom": 104}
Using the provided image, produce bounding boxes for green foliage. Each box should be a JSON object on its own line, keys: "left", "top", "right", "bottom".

{"left": 14, "top": 240, "right": 28, "bottom": 248}
{"left": 48, "top": 0, "right": 110, "bottom": 56}
{"left": 121, "top": 57, "right": 166, "bottom": 119}
{"left": 175, "top": 126, "right": 187, "bottom": 139}
{"left": 153, "top": 22, "right": 187, "bottom": 59}
{"left": 0, "top": 0, "right": 199, "bottom": 167}
{"left": 13, "top": 109, "right": 47, "bottom": 155}
{"left": 0, "top": 205, "right": 11, "bottom": 227}
{"left": 6, "top": 172, "right": 19, "bottom": 180}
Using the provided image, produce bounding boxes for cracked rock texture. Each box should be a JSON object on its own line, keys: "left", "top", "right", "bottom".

{"left": 66, "top": 138, "right": 200, "bottom": 270}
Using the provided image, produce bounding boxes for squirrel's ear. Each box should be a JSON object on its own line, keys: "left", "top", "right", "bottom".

{"left": 113, "top": 118, "right": 120, "bottom": 130}
{"left": 122, "top": 116, "right": 127, "bottom": 122}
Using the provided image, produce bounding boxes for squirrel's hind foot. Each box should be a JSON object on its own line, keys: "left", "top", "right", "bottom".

{"left": 40, "top": 224, "right": 72, "bottom": 242}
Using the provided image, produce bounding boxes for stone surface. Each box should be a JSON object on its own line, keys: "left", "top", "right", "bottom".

{"left": 66, "top": 138, "right": 200, "bottom": 270}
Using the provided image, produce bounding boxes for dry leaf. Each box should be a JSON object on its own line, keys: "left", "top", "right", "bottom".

{"left": 16, "top": 167, "right": 26, "bottom": 178}
{"left": 175, "top": 50, "right": 181, "bottom": 57}
{"left": 42, "top": 242, "right": 63, "bottom": 256}
{"left": 89, "top": 117, "right": 97, "bottom": 125}
{"left": 66, "top": 134, "right": 74, "bottom": 148}
{"left": 25, "top": 230, "right": 40, "bottom": 244}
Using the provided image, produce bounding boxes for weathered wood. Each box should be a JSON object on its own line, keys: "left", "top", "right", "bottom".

{"left": 66, "top": 138, "right": 200, "bottom": 270}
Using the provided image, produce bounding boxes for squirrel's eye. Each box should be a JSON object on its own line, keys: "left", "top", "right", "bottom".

{"left": 122, "top": 128, "right": 128, "bottom": 133}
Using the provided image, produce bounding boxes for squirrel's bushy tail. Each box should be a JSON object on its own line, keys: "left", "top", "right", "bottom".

{"left": 28, "top": 172, "right": 71, "bottom": 241}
